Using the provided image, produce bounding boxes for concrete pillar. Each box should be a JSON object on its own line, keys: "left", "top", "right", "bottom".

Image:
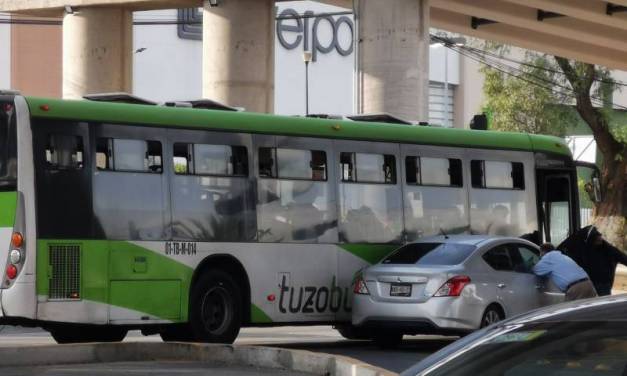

{"left": 356, "top": 0, "right": 430, "bottom": 122}
{"left": 202, "top": 0, "right": 274, "bottom": 113}
{"left": 63, "top": 8, "right": 133, "bottom": 99}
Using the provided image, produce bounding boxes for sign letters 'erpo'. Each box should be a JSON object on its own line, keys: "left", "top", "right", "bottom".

{"left": 276, "top": 8, "right": 354, "bottom": 62}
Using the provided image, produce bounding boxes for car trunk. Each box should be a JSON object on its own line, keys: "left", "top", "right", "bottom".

{"left": 363, "top": 264, "right": 459, "bottom": 303}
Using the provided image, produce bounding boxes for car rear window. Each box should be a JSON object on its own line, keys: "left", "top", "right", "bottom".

{"left": 382, "top": 242, "right": 476, "bottom": 265}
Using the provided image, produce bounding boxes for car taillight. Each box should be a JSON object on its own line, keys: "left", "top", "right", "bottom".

{"left": 433, "top": 276, "right": 471, "bottom": 297}
{"left": 353, "top": 276, "right": 370, "bottom": 295}
{"left": 11, "top": 232, "right": 23, "bottom": 248}
{"left": 6, "top": 264, "right": 17, "bottom": 280}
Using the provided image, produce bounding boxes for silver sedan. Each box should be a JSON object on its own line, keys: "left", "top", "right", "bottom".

{"left": 352, "top": 235, "right": 564, "bottom": 346}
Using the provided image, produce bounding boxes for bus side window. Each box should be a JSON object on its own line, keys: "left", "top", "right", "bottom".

{"left": 173, "top": 143, "right": 192, "bottom": 174}
{"left": 471, "top": 160, "right": 485, "bottom": 188}
{"left": 96, "top": 138, "right": 113, "bottom": 170}
{"left": 258, "top": 147, "right": 276, "bottom": 178}
{"left": 45, "top": 134, "right": 84, "bottom": 170}
{"left": 146, "top": 141, "right": 163, "bottom": 173}
{"left": 340, "top": 152, "right": 355, "bottom": 182}
{"left": 97, "top": 138, "right": 162, "bottom": 173}
{"left": 471, "top": 160, "right": 525, "bottom": 190}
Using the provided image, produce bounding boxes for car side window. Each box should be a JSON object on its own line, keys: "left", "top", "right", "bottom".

{"left": 510, "top": 245, "right": 540, "bottom": 273}
{"left": 482, "top": 245, "right": 514, "bottom": 271}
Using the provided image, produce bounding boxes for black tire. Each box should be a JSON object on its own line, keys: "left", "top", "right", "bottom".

{"left": 160, "top": 324, "right": 194, "bottom": 342}
{"left": 49, "top": 325, "right": 127, "bottom": 344}
{"left": 335, "top": 324, "right": 372, "bottom": 340}
{"left": 480, "top": 305, "right": 504, "bottom": 329}
{"left": 189, "top": 269, "right": 242, "bottom": 344}
{"left": 372, "top": 331, "right": 404, "bottom": 349}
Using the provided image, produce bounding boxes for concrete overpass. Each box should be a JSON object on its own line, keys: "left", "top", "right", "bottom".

{"left": 2, "top": 0, "right": 627, "bottom": 120}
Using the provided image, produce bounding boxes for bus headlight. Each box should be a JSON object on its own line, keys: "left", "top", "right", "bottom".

{"left": 9, "top": 249, "right": 22, "bottom": 264}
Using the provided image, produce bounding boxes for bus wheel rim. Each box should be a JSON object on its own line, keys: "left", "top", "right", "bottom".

{"left": 201, "top": 285, "right": 232, "bottom": 334}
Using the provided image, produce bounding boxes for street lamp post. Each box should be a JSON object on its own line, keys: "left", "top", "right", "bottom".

{"left": 303, "top": 51, "right": 312, "bottom": 116}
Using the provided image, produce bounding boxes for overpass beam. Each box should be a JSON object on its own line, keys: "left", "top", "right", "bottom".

{"left": 62, "top": 8, "right": 133, "bottom": 99}
{"left": 202, "top": 0, "right": 274, "bottom": 113}
{"left": 356, "top": 0, "right": 430, "bottom": 122}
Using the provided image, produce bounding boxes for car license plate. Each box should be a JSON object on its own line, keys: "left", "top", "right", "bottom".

{"left": 390, "top": 283, "right": 412, "bottom": 297}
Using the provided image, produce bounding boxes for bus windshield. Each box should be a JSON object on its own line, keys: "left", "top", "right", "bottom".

{"left": 0, "top": 97, "right": 17, "bottom": 190}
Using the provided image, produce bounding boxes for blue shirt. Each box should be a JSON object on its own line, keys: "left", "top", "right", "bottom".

{"left": 533, "top": 251, "right": 589, "bottom": 292}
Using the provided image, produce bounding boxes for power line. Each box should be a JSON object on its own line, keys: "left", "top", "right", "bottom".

{"left": 432, "top": 35, "right": 627, "bottom": 111}
{"left": 431, "top": 34, "right": 627, "bottom": 88}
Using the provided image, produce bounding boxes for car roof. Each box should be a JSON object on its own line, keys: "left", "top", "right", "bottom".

{"left": 409, "top": 235, "right": 534, "bottom": 248}
{"left": 504, "top": 294, "right": 627, "bottom": 324}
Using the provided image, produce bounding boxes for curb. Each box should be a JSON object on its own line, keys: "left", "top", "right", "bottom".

{"left": 0, "top": 342, "right": 397, "bottom": 376}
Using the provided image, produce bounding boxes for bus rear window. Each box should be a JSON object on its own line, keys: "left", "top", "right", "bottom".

{"left": 382, "top": 243, "right": 476, "bottom": 265}
{"left": 0, "top": 98, "right": 17, "bottom": 189}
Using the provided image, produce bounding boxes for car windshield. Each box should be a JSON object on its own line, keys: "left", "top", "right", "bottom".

{"left": 382, "top": 243, "right": 475, "bottom": 265}
{"left": 419, "top": 321, "right": 627, "bottom": 376}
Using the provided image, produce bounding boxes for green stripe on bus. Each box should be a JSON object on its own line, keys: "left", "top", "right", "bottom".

{"left": 250, "top": 304, "right": 273, "bottom": 324}
{"left": 37, "top": 239, "right": 193, "bottom": 322}
{"left": 25, "top": 97, "right": 571, "bottom": 157}
{"left": 37, "top": 240, "right": 273, "bottom": 324}
{"left": 339, "top": 244, "right": 397, "bottom": 265}
{"left": 0, "top": 191, "right": 17, "bottom": 228}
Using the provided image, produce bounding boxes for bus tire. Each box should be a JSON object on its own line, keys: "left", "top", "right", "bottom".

{"left": 189, "top": 269, "right": 242, "bottom": 344}
{"left": 50, "top": 325, "right": 127, "bottom": 344}
{"left": 160, "top": 325, "right": 194, "bottom": 342}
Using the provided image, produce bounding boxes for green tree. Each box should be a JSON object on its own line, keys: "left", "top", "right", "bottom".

{"left": 481, "top": 50, "right": 626, "bottom": 250}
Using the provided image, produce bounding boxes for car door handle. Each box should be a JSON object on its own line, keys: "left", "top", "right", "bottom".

{"left": 535, "top": 284, "right": 544, "bottom": 290}
{"left": 497, "top": 283, "right": 507, "bottom": 289}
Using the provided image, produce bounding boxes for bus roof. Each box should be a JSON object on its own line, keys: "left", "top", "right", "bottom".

{"left": 25, "top": 96, "right": 571, "bottom": 157}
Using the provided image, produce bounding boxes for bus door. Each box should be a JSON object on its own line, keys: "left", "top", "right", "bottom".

{"left": 536, "top": 170, "right": 576, "bottom": 245}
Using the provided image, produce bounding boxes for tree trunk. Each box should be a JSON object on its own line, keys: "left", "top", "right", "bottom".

{"left": 594, "top": 158, "right": 626, "bottom": 250}
{"left": 554, "top": 57, "right": 626, "bottom": 250}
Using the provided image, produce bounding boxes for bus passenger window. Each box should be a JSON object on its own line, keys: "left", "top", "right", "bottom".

{"left": 45, "top": 134, "right": 84, "bottom": 170}
{"left": 276, "top": 148, "right": 326, "bottom": 181}
{"left": 405, "top": 156, "right": 419, "bottom": 184}
{"left": 96, "top": 138, "right": 112, "bottom": 170}
{"left": 195, "top": 144, "right": 230, "bottom": 175}
{"left": 310, "top": 150, "right": 327, "bottom": 181}
{"left": 405, "top": 157, "right": 462, "bottom": 187}
{"left": 258, "top": 147, "right": 276, "bottom": 178}
{"left": 172, "top": 143, "right": 192, "bottom": 174}
{"left": 97, "top": 138, "right": 162, "bottom": 173}
{"left": 146, "top": 141, "right": 162, "bottom": 173}
{"left": 471, "top": 160, "right": 484, "bottom": 188}
{"left": 471, "top": 160, "right": 525, "bottom": 190}
{"left": 512, "top": 162, "right": 525, "bottom": 189}
{"left": 340, "top": 152, "right": 355, "bottom": 182}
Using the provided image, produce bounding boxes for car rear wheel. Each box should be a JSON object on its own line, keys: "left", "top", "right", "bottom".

{"left": 372, "top": 331, "right": 404, "bottom": 348}
{"left": 335, "top": 324, "right": 372, "bottom": 340}
{"left": 480, "top": 305, "right": 504, "bottom": 328}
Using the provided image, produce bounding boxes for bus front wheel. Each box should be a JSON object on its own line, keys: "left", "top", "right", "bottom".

{"left": 189, "top": 269, "right": 242, "bottom": 344}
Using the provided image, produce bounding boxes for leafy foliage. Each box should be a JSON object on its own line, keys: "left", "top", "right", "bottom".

{"left": 481, "top": 53, "right": 579, "bottom": 136}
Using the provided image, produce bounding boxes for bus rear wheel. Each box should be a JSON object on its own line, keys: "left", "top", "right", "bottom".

{"left": 49, "top": 325, "right": 127, "bottom": 344}
{"left": 189, "top": 269, "right": 242, "bottom": 344}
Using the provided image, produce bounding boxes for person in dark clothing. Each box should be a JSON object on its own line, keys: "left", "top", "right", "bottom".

{"left": 561, "top": 226, "right": 627, "bottom": 296}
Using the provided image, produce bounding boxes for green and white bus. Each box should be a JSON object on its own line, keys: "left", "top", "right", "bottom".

{"left": 0, "top": 93, "right": 596, "bottom": 343}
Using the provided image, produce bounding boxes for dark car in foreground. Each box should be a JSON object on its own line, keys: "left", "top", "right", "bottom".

{"left": 401, "top": 294, "right": 627, "bottom": 376}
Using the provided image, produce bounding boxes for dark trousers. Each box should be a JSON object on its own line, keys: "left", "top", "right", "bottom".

{"left": 594, "top": 282, "right": 613, "bottom": 296}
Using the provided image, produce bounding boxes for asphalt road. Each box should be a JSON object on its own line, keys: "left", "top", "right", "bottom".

{"left": 0, "top": 325, "right": 457, "bottom": 374}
